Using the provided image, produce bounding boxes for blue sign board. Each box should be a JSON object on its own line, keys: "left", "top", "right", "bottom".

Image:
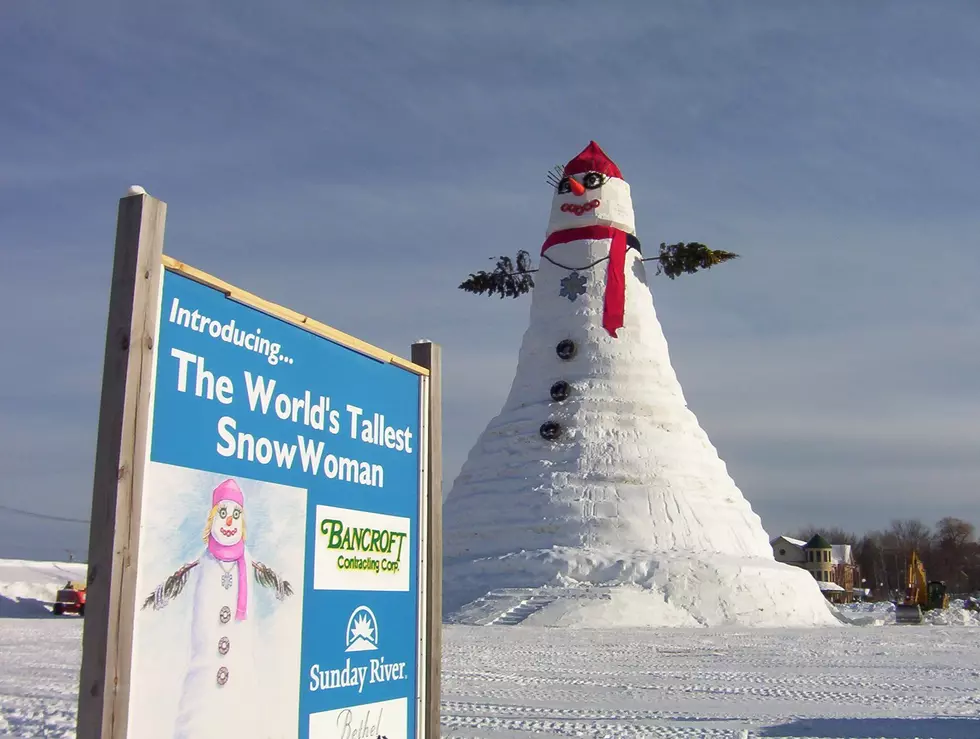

{"left": 124, "top": 267, "right": 426, "bottom": 739}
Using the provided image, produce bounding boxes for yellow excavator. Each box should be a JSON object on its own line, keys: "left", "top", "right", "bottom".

{"left": 895, "top": 550, "right": 949, "bottom": 624}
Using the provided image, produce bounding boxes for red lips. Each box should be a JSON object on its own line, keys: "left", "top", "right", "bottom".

{"left": 560, "top": 199, "right": 600, "bottom": 216}
{"left": 220, "top": 527, "right": 238, "bottom": 537}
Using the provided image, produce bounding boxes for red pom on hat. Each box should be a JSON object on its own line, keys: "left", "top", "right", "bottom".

{"left": 563, "top": 141, "right": 623, "bottom": 179}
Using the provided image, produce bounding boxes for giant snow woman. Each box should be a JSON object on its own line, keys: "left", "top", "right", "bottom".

{"left": 445, "top": 141, "right": 838, "bottom": 627}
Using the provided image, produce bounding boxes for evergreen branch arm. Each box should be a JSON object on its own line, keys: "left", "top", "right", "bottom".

{"left": 653, "top": 242, "right": 739, "bottom": 279}
{"left": 141, "top": 560, "right": 200, "bottom": 610}
{"left": 252, "top": 560, "right": 294, "bottom": 601}
{"left": 458, "top": 250, "right": 536, "bottom": 298}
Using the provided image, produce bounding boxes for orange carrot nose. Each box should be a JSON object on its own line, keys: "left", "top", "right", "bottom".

{"left": 568, "top": 176, "right": 586, "bottom": 196}
{"left": 226, "top": 516, "right": 234, "bottom": 526}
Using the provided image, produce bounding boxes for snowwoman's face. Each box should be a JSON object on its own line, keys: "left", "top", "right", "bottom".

{"left": 211, "top": 501, "right": 243, "bottom": 545}
{"left": 547, "top": 170, "right": 635, "bottom": 238}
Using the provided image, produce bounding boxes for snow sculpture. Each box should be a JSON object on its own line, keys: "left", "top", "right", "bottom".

{"left": 444, "top": 141, "right": 838, "bottom": 628}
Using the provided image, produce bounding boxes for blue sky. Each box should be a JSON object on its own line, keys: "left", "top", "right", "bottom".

{"left": 2, "top": 2, "right": 979, "bottom": 560}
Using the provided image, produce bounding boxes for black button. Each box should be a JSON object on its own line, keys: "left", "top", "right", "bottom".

{"left": 556, "top": 340, "right": 576, "bottom": 360}
{"left": 217, "top": 666, "right": 229, "bottom": 686}
{"left": 540, "top": 421, "right": 562, "bottom": 441}
{"left": 219, "top": 606, "right": 231, "bottom": 624}
{"left": 550, "top": 381, "right": 570, "bottom": 402}
{"left": 218, "top": 637, "right": 230, "bottom": 655}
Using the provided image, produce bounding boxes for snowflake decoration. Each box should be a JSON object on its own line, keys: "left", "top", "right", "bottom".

{"left": 559, "top": 271, "right": 587, "bottom": 301}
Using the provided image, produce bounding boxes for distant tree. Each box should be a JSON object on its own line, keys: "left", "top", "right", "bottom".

{"left": 853, "top": 534, "right": 887, "bottom": 597}
{"left": 888, "top": 518, "right": 932, "bottom": 557}
{"left": 934, "top": 517, "right": 974, "bottom": 550}
{"left": 932, "top": 517, "right": 976, "bottom": 592}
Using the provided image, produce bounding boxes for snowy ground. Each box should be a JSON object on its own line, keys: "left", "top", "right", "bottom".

{"left": 442, "top": 623, "right": 980, "bottom": 739}
{"left": 2, "top": 561, "right": 980, "bottom": 738}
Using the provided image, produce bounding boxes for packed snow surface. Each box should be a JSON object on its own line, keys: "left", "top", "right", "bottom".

{"left": 4, "top": 560, "right": 980, "bottom": 738}
{"left": 444, "top": 147, "right": 835, "bottom": 626}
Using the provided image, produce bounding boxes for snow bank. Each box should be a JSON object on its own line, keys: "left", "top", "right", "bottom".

{"left": 447, "top": 548, "right": 840, "bottom": 628}
{"left": 0, "top": 558, "right": 87, "bottom": 617}
{"left": 834, "top": 599, "right": 980, "bottom": 626}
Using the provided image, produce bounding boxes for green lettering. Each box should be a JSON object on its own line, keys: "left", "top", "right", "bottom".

{"left": 392, "top": 532, "right": 406, "bottom": 560}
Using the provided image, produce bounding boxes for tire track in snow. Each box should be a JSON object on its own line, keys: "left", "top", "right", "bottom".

{"left": 449, "top": 666, "right": 970, "bottom": 695}
{"left": 442, "top": 714, "right": 739, "bottom": 738}
{"left": 442, "top": 700, "right": 749, "bottom": 723}
{"left": 445, "top": 674, "right": 978, "bottom": 712}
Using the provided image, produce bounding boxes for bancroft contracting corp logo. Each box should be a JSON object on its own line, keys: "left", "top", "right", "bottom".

{"left": 346, "top": 605, "right": 379, "bottom": 653}
{"left": 313, "top": 504, "right": 411, "bottom": 592}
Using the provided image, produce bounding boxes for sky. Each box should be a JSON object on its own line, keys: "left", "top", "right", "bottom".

{"left": 2, "top": 2, "right": 979, "bottom": 561}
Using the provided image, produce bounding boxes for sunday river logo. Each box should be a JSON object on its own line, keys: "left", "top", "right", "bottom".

{"left": 314, "top": 504, "right": 411, "bottom": 592}
{"left": 345, "top": 606, "right": 379, "bottom": 653}
{"left": 309, "top": 605, "right": 408, "bottom": 695}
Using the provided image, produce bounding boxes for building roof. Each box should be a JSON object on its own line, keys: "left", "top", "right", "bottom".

{"left": 805, "top": 534, "right": 832, "bottom": 550}
{"left": 818, "top": 580, "right": 845, "bottom": 591}
{"left": 770, "top": 536, "right": 806, "bottom": 548}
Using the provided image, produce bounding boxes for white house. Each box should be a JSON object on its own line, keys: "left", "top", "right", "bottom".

{"left": 771, "top": 536, "right": 806, "bottom": 565}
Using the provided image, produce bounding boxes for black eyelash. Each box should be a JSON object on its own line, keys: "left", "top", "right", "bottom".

{"left": 545, "top": 165, "right": 565, "bottom": 190}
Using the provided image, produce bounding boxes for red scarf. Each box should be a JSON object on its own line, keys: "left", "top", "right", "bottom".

{"left": 542, "top": 225, "right": 629, "bottom": 338}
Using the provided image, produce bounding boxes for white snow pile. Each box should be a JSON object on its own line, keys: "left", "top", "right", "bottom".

{"left": 0, "top": 559, "right": 87, "bottom": 617}
{"left": 446, "top": 548, "right": 840, "bottom": 628}
{"left": 834, "top": 598, "right": 980, "bottom": 626}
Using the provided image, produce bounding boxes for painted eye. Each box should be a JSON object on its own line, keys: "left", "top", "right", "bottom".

{"left": 557, "top": 178, "right": 571, "bottom": 194}
{"left": 582, "top": 172, "right": 605, "bottom": 190}
{"left": 233, "top": 509, "right": 241, "bottom": 520}
{"left": 218, "top": 507, "right": 227, "bottom": 518}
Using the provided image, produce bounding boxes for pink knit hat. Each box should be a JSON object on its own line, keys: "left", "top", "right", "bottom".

{"left": 212, "top": 478, "right": 244, "bottom": 507}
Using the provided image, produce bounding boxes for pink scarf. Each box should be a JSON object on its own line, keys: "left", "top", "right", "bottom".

{"left": 208, "top": 536, "right": 247, "bottom": 621}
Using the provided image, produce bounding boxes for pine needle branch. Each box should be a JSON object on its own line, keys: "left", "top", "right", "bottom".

{"left": 458, "top": 250, "right": 536, "bottom": 299}
{"left": 653, "top": 242, "right": 740, "bottom": 279}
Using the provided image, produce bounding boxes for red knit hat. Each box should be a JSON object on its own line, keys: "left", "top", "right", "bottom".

{"left": 563, "top": 141, "right": 623, "bottom": 179}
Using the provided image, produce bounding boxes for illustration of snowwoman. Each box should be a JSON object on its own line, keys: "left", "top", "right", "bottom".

{"left": 141, "top": 478, "right": 293, "bottom": 738}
